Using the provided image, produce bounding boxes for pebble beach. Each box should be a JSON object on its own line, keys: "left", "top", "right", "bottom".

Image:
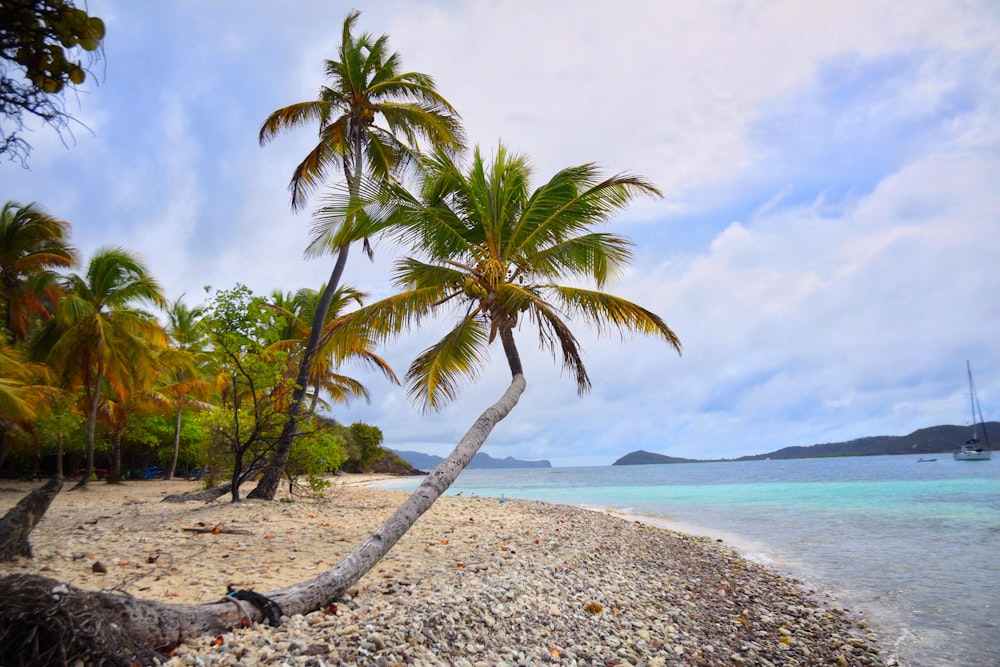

{"left": 0, "top": 477, "right": 890, "bottom": 666}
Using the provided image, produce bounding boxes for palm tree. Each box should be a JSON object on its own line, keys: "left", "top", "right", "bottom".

{"left": 250, "top": 9, "right": 465, "bottom": 499}
{"left": 30, "top": 247, "right": 166, "bottom": 489}
{"left": 265, "top": 286, "right": 397, "bottom": 417}
{"left": 159, "top": 298, "right": 211, "bottom": 480}
{"left": 0, "top": 147, "right": 680, "bottom": 656}
{"left": 0, "top": 200, "right": 79, "bottom": 341}
{"left": 317, "top": 143, "right": 682, "bottom": 557}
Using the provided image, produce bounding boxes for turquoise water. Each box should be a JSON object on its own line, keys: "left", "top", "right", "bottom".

{"left": 377, "top": 456, "right": 1000, "bottom": 667}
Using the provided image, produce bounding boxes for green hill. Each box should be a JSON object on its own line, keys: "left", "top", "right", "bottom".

{"left": 737, "top": 422, "right": 1000, "bottom": 460}
{"left": 613, "top": 422, "right": 999, "bottom": 464}
{"left": 612, "top": 450, "right": 698, "bottom": 465}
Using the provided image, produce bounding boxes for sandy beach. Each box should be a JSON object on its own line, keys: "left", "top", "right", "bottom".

{"left": 0, "top": 476, "right": 889, "bottom": 666}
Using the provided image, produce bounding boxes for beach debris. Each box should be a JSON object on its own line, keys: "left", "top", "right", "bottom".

{"left": 90, "top": 561, "right": 106, "bottom": 573}
{"left": 181, "top": 523, "right": 253, "bottom": 535}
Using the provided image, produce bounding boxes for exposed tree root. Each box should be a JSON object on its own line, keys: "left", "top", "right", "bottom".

{"left": 0, "top": 574, "right": 161, "bottom": 667}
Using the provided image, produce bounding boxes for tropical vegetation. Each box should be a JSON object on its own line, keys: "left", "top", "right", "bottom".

{"left": 250, "top": 8, "right": 465, "bottom": 500}
{"left": 0, "top": 209, "right": 399, "bottom": 492}
{"left": 0, "top": 8, "right": 683, "bottom": 662}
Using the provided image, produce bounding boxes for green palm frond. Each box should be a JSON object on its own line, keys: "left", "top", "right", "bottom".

{"left": 406, "top": 314, "right": 490, "bottom": 412}
{"left": 340, "top": 285, "right": 448, "bottom": 345}
{"left": 551, "top": 286, "right": 682, "bottom": 351}
{"left": 523, "top": 232, "right": 634, "bottom": 286}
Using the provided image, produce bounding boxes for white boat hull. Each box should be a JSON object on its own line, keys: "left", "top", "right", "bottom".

{"left": 954, "top": 447, "right": 991, "bottom": 461}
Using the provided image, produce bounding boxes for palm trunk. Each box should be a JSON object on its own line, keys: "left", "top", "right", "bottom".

{"left": 250, "top": 139, "right": 365, "bottom": 501}
{"left": 107, "top": 431, "right": 122, "bottom": 484}
{"left": 247, "top": 246, "right": 350, "bottom": 500}
{"left": 166, "top": 403, "right": 183, "bottom": 481}
{"left": 0, "top": 344, "right": 527, "bottom": 662}
{"left": 55, "top": 436, "right": 63, "bottom": 479}
{"left": 0, "top": 426, "right": 8, "bottom": 472}
{"left": 71, "top": 362, "right": 103, "bottom": 491}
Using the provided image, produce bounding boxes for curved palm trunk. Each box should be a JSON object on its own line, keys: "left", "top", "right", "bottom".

{"left": 0, "top": 348, "right": 526, "bottom": 662}
{"left": 71, "top": 362, "right": 103, "bottom": 491}
{"left": 247, "top": 245, "right": 350, "bottom": 500}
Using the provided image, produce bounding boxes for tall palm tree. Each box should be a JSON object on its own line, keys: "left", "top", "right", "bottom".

{"left": 251, "top": 9, "right": 464, "bottom": 499}
{"left": 30, "top": 247, "right": 167, "bottom": 489}
{"left": 0, "top": 200, "right": 79, "bottom": 341}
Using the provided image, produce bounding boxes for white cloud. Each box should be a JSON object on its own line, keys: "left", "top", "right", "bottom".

{"left": 4, "top": 0, "right": 999, "bottom": 465}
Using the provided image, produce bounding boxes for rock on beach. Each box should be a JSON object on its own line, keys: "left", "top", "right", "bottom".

{"left": 0, "top": 477, "right": 889, "bottom": 666}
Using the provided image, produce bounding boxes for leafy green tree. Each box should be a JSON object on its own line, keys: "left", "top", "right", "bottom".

{"left": 30, "top": 246, "right": 166, "bottom": 488}
{"left": 346, "top": 421, "right": 384, "bottom": 472}
{"left": 32, "top": 386, "right": 82, "bottom": 478}
{"left": 0, "top": 200, "right": 79, "bottom": 341}
{"left": 0, "top": 0, "right": 106, "bottom": 163}
{"left": 251, "top": 9, "right": 464, "bottom": 499}
{"left": 200, "top": 285, "right": 291, "bottom": 502}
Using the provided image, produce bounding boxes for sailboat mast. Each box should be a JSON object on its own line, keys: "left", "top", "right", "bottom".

{"left": 968, "top": 361, "right": 991, "bottom": 450}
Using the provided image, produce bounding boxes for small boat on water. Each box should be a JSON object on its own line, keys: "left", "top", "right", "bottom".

{"left": 917, "top": 458, "right": 937, "bottom": 462}
{"left": 954, "top": 361, "right": 992, "bottom": 461}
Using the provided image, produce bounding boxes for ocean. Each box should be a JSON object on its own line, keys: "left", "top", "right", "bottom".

{"left": 376, "top": 455, "right": 1000, "bottom": 667}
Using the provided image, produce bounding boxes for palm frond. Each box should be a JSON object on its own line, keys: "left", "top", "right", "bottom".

{"left": 405, "top": 314, "right": 490, "bottom": 412}
{"left": 551, "top": 286, "right": 682, "bottom": 352}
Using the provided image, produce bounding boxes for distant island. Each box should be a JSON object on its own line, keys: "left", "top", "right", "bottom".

{"left": 391, "top": 449, "right": 552, "bottom": 470}
{"left": 613, "top": 422, "right": 1000, "bottom": 464}
{"left": 612, "top": 450, "right": 699, "bottom": 465}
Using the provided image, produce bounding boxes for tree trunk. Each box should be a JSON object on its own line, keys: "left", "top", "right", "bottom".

{"left": 55, "top": 436, "right": 63, "bottom": 479}
{"left": 166, "top": 403, "right": 183, "bottom": 480}
{"left": 161, "top": 461, "right": 266, "bottom": 503}
{"left": 71, "top": 363, "right": 103, "bottom": 491}
{"left": 0, "top": 426, "right": 9, "bottom": 472}
{"left": 162, "top": 481, "right": 232, "bottom": 503}
{"left": 247, "top": 246, "right": 351, "bottom": 500}
{"left": 0, "top": 476, "right": 62, "bottom": 561}
{"left": 0, "top": 370, "right": 526, "bottom": 663}
{"left": 106, "top": 431, "right": 122, "bottom": 484}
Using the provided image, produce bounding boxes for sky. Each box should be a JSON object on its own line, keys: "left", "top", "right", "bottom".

{"left": 5, "top": 1, "right": 1000, "bottom": 466}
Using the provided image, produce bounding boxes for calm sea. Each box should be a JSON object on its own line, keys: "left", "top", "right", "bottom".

{"left": 377, "top": 456, "right": 1000, "bottom": 667}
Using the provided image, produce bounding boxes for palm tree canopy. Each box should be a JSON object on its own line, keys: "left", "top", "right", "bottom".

{"left": 0, "top": 200, "right": 80, "bottom": 339}
{"left": 348, "top": 144, "right": 681, "bottom": 411}
{"left": 265, "top": 285, "right": 398, "bottom": 406}
{"left": 30, "top": 246, "right": 167, "bottom": 396}
{"left": 259, "top": 9, "right": 465, "bottom": 211}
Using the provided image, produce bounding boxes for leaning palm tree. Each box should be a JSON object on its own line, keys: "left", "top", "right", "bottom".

{"left": 0, "top": 147, "right": 678, "bottom": 663}
{"left": 250, "top": 9, "right": 465, "bottom": 499}
{"left": 0, "top": 200, "right": 79, "bottom": 342}
{"left": 319, "top": 143, "right": 682, "bottom": 557}
{"left": 29, "top": 247, "right": 167, "bottom": 489}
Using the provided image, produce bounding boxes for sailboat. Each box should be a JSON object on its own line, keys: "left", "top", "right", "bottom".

{"left": 953, "top": 361, "right": 992, "bottom": 461}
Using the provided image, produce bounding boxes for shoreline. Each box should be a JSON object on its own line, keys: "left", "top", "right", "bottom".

{"left": 0, "top": 477, "right": 891, "bottom": 665}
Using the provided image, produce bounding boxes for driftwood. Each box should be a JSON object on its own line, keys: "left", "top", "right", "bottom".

{"left": 0, "top": 476, "right": 63, "bottom": 561}
{"left": 181, "top": 523, "right": 253, "bottom": 535}
{"left": 162, "top": 480, "right": 232, "bottom": 503}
